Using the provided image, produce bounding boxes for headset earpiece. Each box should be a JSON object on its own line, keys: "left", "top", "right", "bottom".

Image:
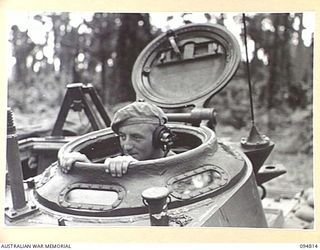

{"left": 152, "top": 125, "right": 174, "bottom": 152}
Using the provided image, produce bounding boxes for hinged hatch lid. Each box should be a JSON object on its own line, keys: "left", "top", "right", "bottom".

{"left": 132, "top": 23, "right": 241, "bottom": 108}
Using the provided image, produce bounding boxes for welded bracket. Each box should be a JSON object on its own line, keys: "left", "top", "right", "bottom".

{"left": 5, "top": 200, "right": 39, "bottom": 221}
{"left": 256, "top": 164, "right": 287, "bottom": 186}
{"left": 51, "top": 83, "right": 111, "bottom": 136}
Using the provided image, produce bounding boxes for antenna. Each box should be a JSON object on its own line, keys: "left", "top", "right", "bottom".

{"left": 241, "top": 13, "right": 270, "bottom": 149}
{"left": 242, "top": 13, "right": 255, "bottom": 125}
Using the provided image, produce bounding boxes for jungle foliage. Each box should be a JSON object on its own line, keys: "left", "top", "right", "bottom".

{"left": 8, "top": 12, "right": 313, "bottom": 156}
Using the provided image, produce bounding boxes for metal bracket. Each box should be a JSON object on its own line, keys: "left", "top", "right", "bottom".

{"left": 256, "top": 164, "right": 287, "bottom": 186}
{"left": 51, "top": 83, "right": 111, "bottom": 136}
{"left": 167, "top": 30, "right": 182, "bottom": 57}
{"left": 5, "top": 201, "right": 39, "bottom": 221}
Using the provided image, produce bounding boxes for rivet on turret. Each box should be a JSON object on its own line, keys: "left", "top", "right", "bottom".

{"left": 143, "top": 66, "right": 151, "bottom": 76}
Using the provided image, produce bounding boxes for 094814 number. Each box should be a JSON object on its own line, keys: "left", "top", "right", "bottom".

{"left": 300, "top": 244, "right": 318, "bottom": 248}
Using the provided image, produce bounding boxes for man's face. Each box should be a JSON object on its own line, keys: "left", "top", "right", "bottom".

{"left": 118, "top": 123, "right": 158, "bottom": 161}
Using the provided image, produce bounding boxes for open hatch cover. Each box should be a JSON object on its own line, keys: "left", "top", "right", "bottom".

{"left": 132, "top": 23, "right": 241, "bottom": 108}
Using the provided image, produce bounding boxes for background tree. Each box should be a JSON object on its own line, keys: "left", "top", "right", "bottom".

{"left": 9, "top": 25, "right": 35, "bottom": 84}
{"left": 244, "top": 13, "right": 313, "bottom": 121}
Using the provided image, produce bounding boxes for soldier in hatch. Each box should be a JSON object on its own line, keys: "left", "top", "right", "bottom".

{"left": 59, "top": 101, "right": 174, "bottom": 177}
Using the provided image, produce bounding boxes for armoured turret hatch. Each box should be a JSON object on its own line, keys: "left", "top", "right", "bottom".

{"left": 132, "top": 23, "right": 241, "bottom": 108}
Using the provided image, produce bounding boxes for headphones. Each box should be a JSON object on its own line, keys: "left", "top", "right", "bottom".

{"left": 152, "top": 125, "right": 174, "bottom": 152}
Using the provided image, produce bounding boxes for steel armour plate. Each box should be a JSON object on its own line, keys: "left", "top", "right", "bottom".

{"left": 132, "top": 23, "right": 241, "bottom": 108}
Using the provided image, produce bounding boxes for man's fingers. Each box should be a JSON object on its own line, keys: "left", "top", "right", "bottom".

{"left": 122, "top": 161, "right": 129, "bottom": 175}
{"left": 123, "top": 155, "right": 136, "bottom": 174}
{"left": 59, "top": 152, "right": 90, "bottom": 174}
{"left": 104, "top": 156, "right": 136, "bottom": 177}
{"left": 115, "top": 162, "right": 123, "bottom": 177}
{"left": 104, "top": 158, "right": 110, "bottom": 174}
{"left": 109, "top": 161, "right": 116, "bottom": 177}
{"left": 78, "top": 154, "right": 90, "bottom": 163}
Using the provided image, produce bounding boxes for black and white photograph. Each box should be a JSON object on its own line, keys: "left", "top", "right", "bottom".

{"left": 4, "top": 10, "right": 315, "bottom": 234}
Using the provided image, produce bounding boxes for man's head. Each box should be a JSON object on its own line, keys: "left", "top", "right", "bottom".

{"left": 111, "top": 101, "right": 169, "bottom": 160}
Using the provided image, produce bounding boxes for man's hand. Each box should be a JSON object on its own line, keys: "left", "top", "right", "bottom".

{"left": 104, "top": 155, "right": 137, "bottom": 177}
{"left": 28, "top": 154, "right": 38, "bottom": 170}
{"left": 59, "top": 152, "right": 90, "bottom": 173}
